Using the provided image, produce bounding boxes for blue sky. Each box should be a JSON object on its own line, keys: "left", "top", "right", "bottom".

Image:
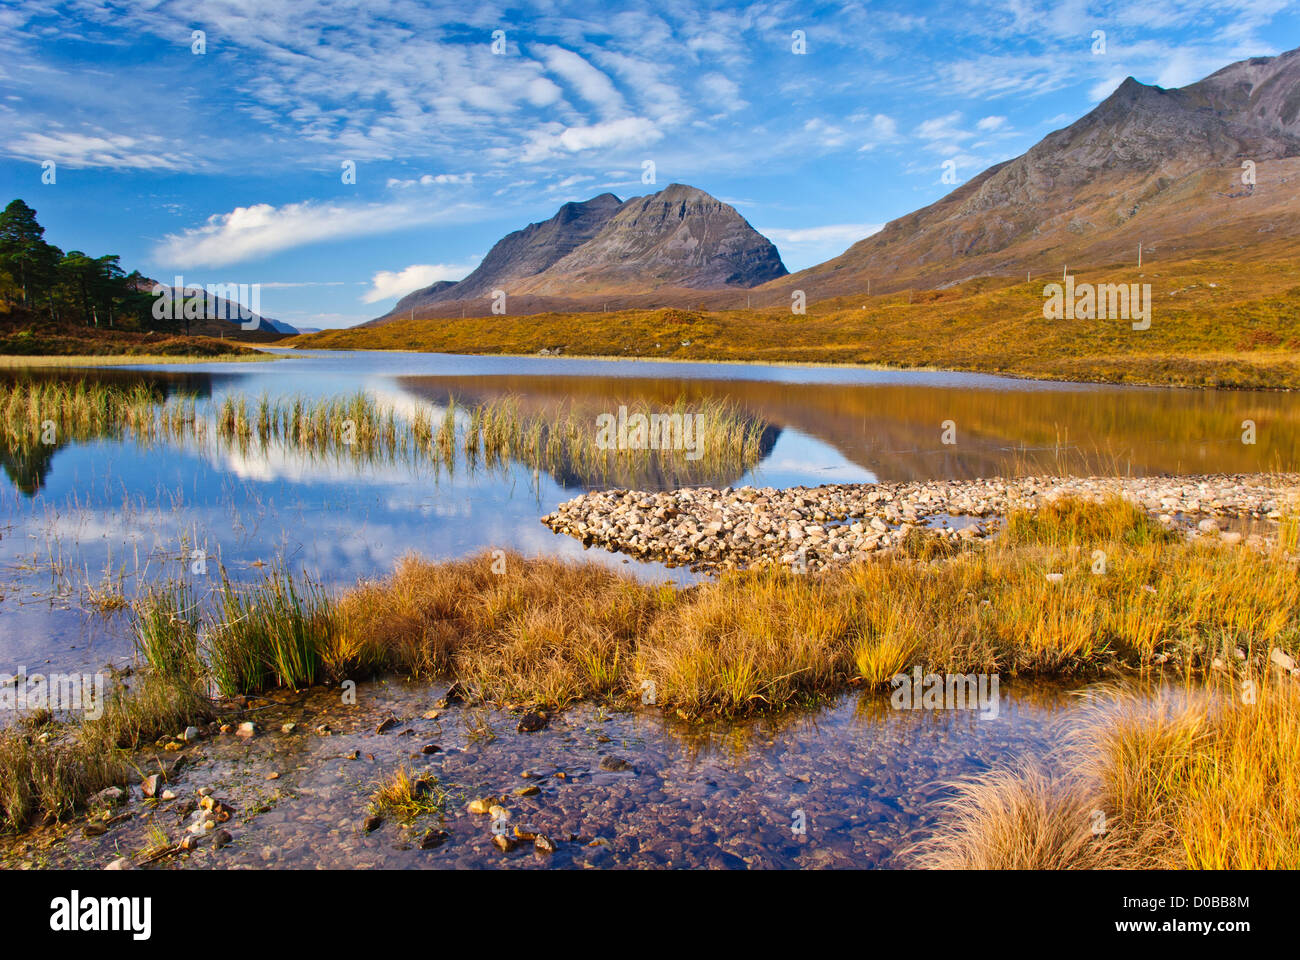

{"left": 2, "top": 0, "right": 1297, "bottom": 329}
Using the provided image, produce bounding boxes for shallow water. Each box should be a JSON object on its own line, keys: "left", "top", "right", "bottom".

{"left": 3, "top": 350, "right": 1293, "bottom": 674}
{"left": 0, "top": 351, "right": 1290, "bottom": 868}
{"left": 3, "top": 675, "right": 1116, "bottom": 870}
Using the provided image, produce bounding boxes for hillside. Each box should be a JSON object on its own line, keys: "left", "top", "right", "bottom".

{"left": 374, "top": 184, "right": 786, "bottom": 322}
{"left": 751, "top": 48, "right": 1300, "bottom": 303}
{"left": 291, "top": 248, "right": 1300, "bottom": 390}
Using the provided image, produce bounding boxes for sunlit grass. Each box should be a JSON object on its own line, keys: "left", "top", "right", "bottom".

{"left": 287, "top": 252, "right": 1300, "bottom": 390}
{"left": 916, "top": 678, "right": 1300, "bottom": 869}
{"left": 367, "top": 765, "right": 447, "bottom": 823}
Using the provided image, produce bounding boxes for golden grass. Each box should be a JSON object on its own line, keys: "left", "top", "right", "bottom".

{"left": 288, "top": 255, "right": 1300, "bottom": 389}
{"left": 0, "top": 672, "right": 215, "bottom": 832}
{"left": 0, "top": 726, "right": 126, "bottom": 832}
{"left": 331, "top": 553, "right": 664, "bottom": 706}
{"left": 367, "top": 765, "right": 448, "bottom": 822}
{"left": 0, "top": 352, "right": 274, "bottom": 367}
{"left": 1, "top": 380, "right": 767, "bottom": 485}
{"left": 317, "top": 496, "right": 1300, "bottom": 715}
{"left": 917, "top": 678, "right": 1300, "bottom": 869}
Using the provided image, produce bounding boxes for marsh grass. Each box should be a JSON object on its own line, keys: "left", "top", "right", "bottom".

{"left": 0, "top": 726, "right": 126, "bottom": 831}
{"left": 1002, "top": 494, "right": 1178, "bottom": 548}
{"left": 916, "top": 677, "right": 1300, "bottom": 869}
{"left": 322, "top": 496, "right": 1300, "bottom": 714}
{"left": 133, "top": 580, "right": 203, "bottom": 684}
{"left": 368, "top": 765, "right": 448, "bottom": 822}
{"left": 83, "top": 672, "right": 215, "bottom": 752}
{"left": 0, "top": 381, "right": 768, "bottom": 486}
{"left": 0, "top": 380, "right": 168, "bottom": 445}
{"left": 206, "top": 565, "right": 333, "bottom": 696}
{"left": 0, "top": 665, "right": 216, "bottom": 832}
{"left": 330, "top": 552, "right": 663, "bottom": 705}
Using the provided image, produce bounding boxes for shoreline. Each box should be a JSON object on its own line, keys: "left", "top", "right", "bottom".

{"left": 0, "top": 352, "right": 283, "bottom": 368}
{"left": 544, "top": 472, "right": 1300, "bottom": 573}
{"left": 279, "top": 342, "right": 1298, "bottom": 392}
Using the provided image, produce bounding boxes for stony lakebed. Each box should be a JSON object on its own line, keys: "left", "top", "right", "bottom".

{"left": 3, "top": 675, "right": 1136, "bottom": 870}
{"left": 543, "top": 473, "right": 1299, "bottom": 572}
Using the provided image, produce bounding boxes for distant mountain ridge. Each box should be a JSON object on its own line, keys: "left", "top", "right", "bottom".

{"left": 753, "top": 46, "right": 1300, "bottom": 302}
{"left": 377, "top": 184, "right": 786, "bottom": 323}
{"left": 136, "top": 277, "right": 297, "bottom": 336}
{"left": 367, "top": 45, "right": 1300, "bottom": 325}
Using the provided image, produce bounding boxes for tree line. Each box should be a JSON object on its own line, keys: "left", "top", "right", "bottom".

{"left": 0, "top": 198, "right": 164, "bottom": 329}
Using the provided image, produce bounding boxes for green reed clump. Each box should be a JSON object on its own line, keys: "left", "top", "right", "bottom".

{"left": 206, "top": 565, "right": 335, "bottom": 695}
{"left": 132, "top": 580, "right": 203, "bottom": 685}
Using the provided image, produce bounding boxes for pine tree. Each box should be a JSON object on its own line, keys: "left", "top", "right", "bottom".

{"left": 0, "top": 199, "right": 51, "bottom": 306}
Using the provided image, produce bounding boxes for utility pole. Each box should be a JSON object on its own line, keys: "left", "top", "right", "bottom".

{"left": 1138, "top": 243, "right": 1143, "bottom": 269}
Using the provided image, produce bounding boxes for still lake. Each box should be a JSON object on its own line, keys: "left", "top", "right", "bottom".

{"left": 2, "top": 348, "right": 1293, "bottom": 675}
{"left": 1, "top": 349, "right": 1285, "bottom": 868}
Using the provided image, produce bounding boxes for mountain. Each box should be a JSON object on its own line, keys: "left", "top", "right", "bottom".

{"left": 366, "top": 47, "right": 1300, "bottom": 324}
{"left": 513, "top": 184, "right": 787, "bottom": 293}
{"left": 390, "top": 193, "right": 623, "bottom": 317}
{"left": 137, "top": 278, "right": 297, "bottom": 337}
{"left": 755, "top": 46, "right": 1300, "bottom": 303}
{"left": 374, "top": 184, "right": 786, "bottom": 322}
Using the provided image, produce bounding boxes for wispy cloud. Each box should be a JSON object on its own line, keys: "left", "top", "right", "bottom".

{"left": 362, "top": 261, "right": 480, "bottom": 303}
{"left": 762, "top": 224, "right": 882, "bottom": 247}
{"left": 154, "top": 199, "right": 478, "bottom": 268}
{"left": 6, "top": 130, "right": 196, "bottom": 171}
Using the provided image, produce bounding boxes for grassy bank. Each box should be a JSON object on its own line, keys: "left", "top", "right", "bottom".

{"left": 289, "top": 256, "right": 1300, "bottom": 389}
{"left": 0, "top": 352, "right": 274, "bottom": 367}
{"left": 5, "top": 495, "right": 1296, "bottom": 838}
{"left": 142, "top": 497, "right": 1300, "bottom": 715}
{"left": 0, "top": 304, "right": 279, "bottom": 361}
{"left": 916, "top": 679, "right": 1300, "bottom": 869}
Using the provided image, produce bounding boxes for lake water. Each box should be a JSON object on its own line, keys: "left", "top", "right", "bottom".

{"left": 0, "top": 350, "right": 1284, "bottom": 869}
{"left": 2, "top": 348, "right": 1294, "bottom": 675}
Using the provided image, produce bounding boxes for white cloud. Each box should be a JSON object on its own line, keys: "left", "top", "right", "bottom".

{"left": 387, "top": 173, "right": 475, "bottom": 188}
{"left": 699, "top": 72, "right": 747, "bottom": 111}
{"left": 362, "top": 261, "right": 480, "bottom": 303}
{"left": 154, "top": 199, "right": 476, "bottom": 268}
{"left": 6, "top": 130, "right": 195, "bottom": 170}
{"left": 915, "top": 112, "right": 975, "bottom": 144}
{"left": 535, "top": 44, "right": 626, "bottom": 117}
{"left": 761, "top": 224, "right": 882, "bottom": 247}
{"left": 1088, "top": 73, "right": 1128, "bottom": 101}
{"left": 521, "top": 116, "right": 662, "bottom": 162}
{"left": 976, "top": 115, "right": 1007, "bottom": 131}
{"left": 1156, "top": 49, "right": 1206, "bottom": 88}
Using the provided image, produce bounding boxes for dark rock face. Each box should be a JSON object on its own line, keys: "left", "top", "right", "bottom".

{"left": 521, "top": 183, "right": 788, "bottom": 293}
{"left": 391, "top": 193, "right": 626, "bottom": 314}
{"left": 377, "top": 184, "right": 786, "bottom": 320}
